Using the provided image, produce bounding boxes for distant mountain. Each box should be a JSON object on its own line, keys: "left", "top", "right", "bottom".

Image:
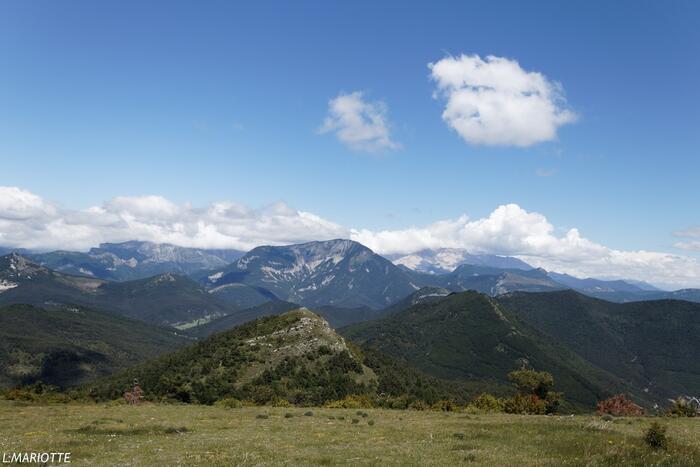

{"left": 390, "top": 248, "right": 532, "bottom": 274}
{"left": 0, "top": 254, "right": 236, "bottom": 327}
{"left": 341, "top": 290, "right": 643, "bottom": 409}
{"left": 498, "top": 290, "right": 700, "bottom": 402}
{"left": 203, "top": 240, "right": 419, "bottom": 309}
{"left": 28, "top": 241, "right": 244, "bottom": 281}
{"left": 548, "top": 272, "right": 650, "bottom": 294}
{"left": 0, "top": 303, "right": 189, "bottom": 389}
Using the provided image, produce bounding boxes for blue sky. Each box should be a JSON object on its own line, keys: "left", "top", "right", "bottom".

{"left": 1, "top": 1, "right": 699, "bottom": 286}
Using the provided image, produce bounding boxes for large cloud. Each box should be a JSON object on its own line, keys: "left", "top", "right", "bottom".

{"left": 1, "top": 187, "right": 699, "bottom": 288}
{"left": 0, "top": 187, "right": 348, "bottom": 252}
{"left": 351, "top": 204, "right": 700, "bottom": 289}
{"left": 429, "top": 54, "right": 577, "bottom": 146}
{"left": 319, "top": 91, "right": 399, "bottom": 152}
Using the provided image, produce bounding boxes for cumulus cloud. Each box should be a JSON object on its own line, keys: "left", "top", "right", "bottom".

{"left": 429, "top": 54, "right": 577, "bottom": 146}
{"left": 319, "top": 91, "right": 399, "bottom": 152}
{"left": 1, "top": 186, "right": 699, "bottom": 288}
{"left": 674, "top": 226, "right": 700, "bottom": 251}
{"left": 351, "top": 204, "right": 700, "bottom": 289}
{"left": 0, "top": 187, "right": 348, "bottom": 252}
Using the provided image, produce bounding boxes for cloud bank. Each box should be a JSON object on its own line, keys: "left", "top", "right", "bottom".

{"left": 0, "top": 187, "right": 348, "bottom": 252}
{"left": 319, "top": 91, "right": 399, "bottom": 152}
{"left": 1, "top": 186, "right": 698, "bottom": 288}
{"left": 429, "top": 54, "right": 577, "bottom": 146}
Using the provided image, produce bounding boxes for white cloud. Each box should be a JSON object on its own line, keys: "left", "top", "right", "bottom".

{"left": 674, "top": 226, "right": 700, "bottom": 251}
{"left": 319, "top": 91, "right": 399, "bottom": 152}
{"left": 429, "top": 54, "right": 577, "bottom": 146}
{"left": 0, "top": 187, "right": 348, "bottom": 252}
{"left": 1, "top": 186, "right": 699, "bottom": 288}
{"left": 351, "top": 204, "right": 700, "bottom": 289}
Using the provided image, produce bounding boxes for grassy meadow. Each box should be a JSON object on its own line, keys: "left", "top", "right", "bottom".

{"left": 1, "top": 401, "right": 699, "bottom": 466}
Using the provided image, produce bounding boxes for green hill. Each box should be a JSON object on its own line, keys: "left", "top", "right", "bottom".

{"left": 0, "top": 304, "right": 190, "bottom": 389}
{"left": 497, "top": 290, "right": 700, "bottom": 402}
{"left": 87, "top": 309, "right": 377, "bottom": 405}
{"left": 87, "top": 309, "right": 469, "bottom": 406}
{"left": 341, "top": 291, "right": 643, "bottom": 409}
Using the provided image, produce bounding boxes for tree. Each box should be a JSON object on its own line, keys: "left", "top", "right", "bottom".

{"left": 505, "top": 369, "right": 562, "bottom": 414}
{"left": 508, "top": 369, "right": 554, "bottom": 399}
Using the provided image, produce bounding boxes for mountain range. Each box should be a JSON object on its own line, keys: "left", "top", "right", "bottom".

{"left": 0, "top": 253, "right": 234, "bottom": 328}
{"left": 26, "top": 241, "right": 244, "bottom": 282}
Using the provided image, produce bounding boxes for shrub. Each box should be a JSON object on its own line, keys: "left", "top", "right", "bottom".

{"left": 596, "top": 394, "right": 644, "bottom": 417}
{"left": 408, "top": 400, "right": 429, "bottom": 411}
{"left": 255, "top": 414, "right": 269, "bottom": 420}
{"left": 503, "top": 394, "right": 547, "bottom": 415}
{"left": 469, "top": 393, "right": 503, "bottom": 413}
{"left": 643, "top": 422, "right": 668, "bottom": 450}
{"left": 351, "top": 418, "right": 360, "bottom": 424}
{"left": 304, "top": 411, "right": 314, "bottom": 417}
{"left": 284, "top": 413, "right": 294, "bottom": 418}
{"left": 215, "top": 397, "right": 243, "bottom": 409}
{"left": 368, "top": 420, "right": 375, "bottom": 426}
{"left": 324, "top": 394, "right": 374, "bottom": 409}
{"left": 601, "top": 413, "right": 614, "bottom": 422}
{"left": 667, "top": 397, "right": 698, "bottom": 417}
{"left": 431, "top": 399, "right": 456, "bottom": 412}
{"left": 270, "top": 397, "right": 292, "bottom": 408}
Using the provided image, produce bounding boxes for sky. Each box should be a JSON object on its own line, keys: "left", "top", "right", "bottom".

{"left": 1, "top": 1, "right": 699, "bottom": 288}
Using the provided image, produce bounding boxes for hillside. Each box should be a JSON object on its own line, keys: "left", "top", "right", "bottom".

{"left": 87, "top": 309, "right": 378, "bottom": 405}
{"left": 497, "top": 290, "right": 700, "bottom": 401}
{"left": 203, "top": 240, "right": 419, "bottom": 309}
{"left": 341, "top": 291, "right": 642, "bottom": 409}
{"left": 0, "top": 304, "right": 189, "bottom": 389}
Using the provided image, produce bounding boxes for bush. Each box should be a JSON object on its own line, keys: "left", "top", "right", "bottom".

{"left": 324, "top": 394, "right": 374, "bottom": 409}
{"left": 215, "top": 397, "right": 243, "bottom": 409}
{"left": 601, "top": 413, "right": 614, "bottom": 422}
{"left": 408, "top": 400, "right": 429, "bottom": 411}
{"left": 667, "top": 397, "right": 698, "bottom": 417}
{"left": 503, "top": 394, "right": 547, "bottom": 415}
{"left": 368, "top": 420, "right": 375, "bottom": 426}
{"left": 469, "top": 393, "right": 503, "bottom": 413}
{"left": 351, "top": 418, "right": 359, "bottom": 424}
{"left": 270, "top": 397, "right": 292, "bottom": 408}
{"left": 643, "top": 422, "right": 668, "bottom": 450}
{"left": 304, "top": 411, "right": 314, "bottom": 417}
{"left": 255, "top": 414, "right": 269, "bottom": 420}
{"left": 284, "top": 412, "right": 294, "bottom": 418}
{"left": 596, "top": 394, "right": 644, "bottom": 417}
{"left": 431, "top": 399, "right": 456, "bottom": 412}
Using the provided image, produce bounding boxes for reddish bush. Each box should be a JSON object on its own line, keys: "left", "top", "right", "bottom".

{"left": 596, "top": 394, "right": 644, "bottom": 416}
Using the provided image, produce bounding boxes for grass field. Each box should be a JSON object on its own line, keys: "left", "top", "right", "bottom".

{"left": 1, "top": 401, "right": 699, "bottom": 466}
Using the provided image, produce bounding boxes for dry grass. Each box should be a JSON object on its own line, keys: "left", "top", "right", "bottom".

{"left": 1, "top": 401, "right": 699, "bottom": 466}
